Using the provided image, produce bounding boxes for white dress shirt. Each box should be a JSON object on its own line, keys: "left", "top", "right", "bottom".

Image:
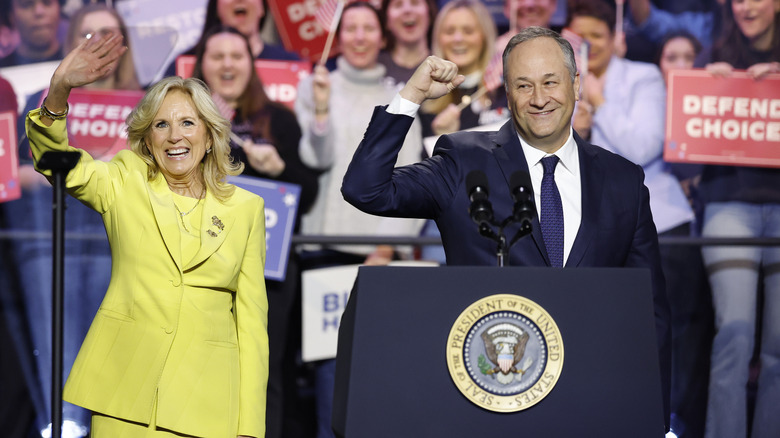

{"left": 388, "top": 93, "right": 583, "bottom": 264}
{"left": 518, "top": 130, "right": 581, "bottom": 265}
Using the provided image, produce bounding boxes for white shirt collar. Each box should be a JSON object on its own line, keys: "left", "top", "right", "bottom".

{"left": 517, "top": 128, "right": 579, "bottom": 176}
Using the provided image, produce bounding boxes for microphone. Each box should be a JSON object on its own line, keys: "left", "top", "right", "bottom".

{"left": 466, "top": 170, "right": 494, "bottom": 225}
{"left": 509, "top": 171, "right": 534, "bottom": 228}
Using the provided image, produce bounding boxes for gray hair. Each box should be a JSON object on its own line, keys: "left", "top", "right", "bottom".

{"left": 502, "top": 26, "right": 578, "bottom": 86}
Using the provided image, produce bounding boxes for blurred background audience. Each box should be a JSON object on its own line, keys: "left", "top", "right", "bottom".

{"left": 378, "top": 0, "right": 438, "bottom": 85}
{"left": 1, "top": 1, "right": 779, "bottom": 437}
{"left": 0, "top": 0, "right": 64, "bottom": 67}
{"left": 164, "top": 0, "right": 299, "bottom": 77}
{"left": 191, "top": 24, "right": 320, "bottom": 438}
{"left": 698, "top": 0, "right": 780, "bottom": 437}
{"left": 421, "top": 0, "right": 505, "bottom": 137}
{"left": 1, "top": 4, "right": 139, "bottom": 437}
{"left": 294, "top": 2, "right": 424, "bottom": 437}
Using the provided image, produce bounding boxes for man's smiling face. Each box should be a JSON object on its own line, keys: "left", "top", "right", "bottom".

{"left": 505, "top": 37, "right": 579, "bottom": 153}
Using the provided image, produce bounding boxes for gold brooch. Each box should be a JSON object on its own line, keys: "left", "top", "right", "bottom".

{"left": 207, "top": 215, "right": 224, "bottom": 237}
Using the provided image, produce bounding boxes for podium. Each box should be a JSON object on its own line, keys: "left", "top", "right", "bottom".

{"left": 333, "top": 266, "right": 665, "bottom": 437}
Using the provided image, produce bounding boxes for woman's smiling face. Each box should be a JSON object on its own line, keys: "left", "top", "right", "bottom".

{"left": 338, "top": 5, "right": 385, "bottom": 70}
{"left": 386, "top": 0, "right": 430, "bottom": 47}
{"left": 201, "top": 32, "right": 253, "bottom": 107}
{"left": 146, "top": 90, "right": 209, "bottom": 184}
{"left": 731, "top": 0, "right": 780, "bottom": 50}
{"left": 437, "top": 7, "right": 485, "bottom": 75}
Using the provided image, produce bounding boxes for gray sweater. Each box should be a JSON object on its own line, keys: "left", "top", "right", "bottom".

{"left": 295, "top": 56, "right": 424, "bottom": 255}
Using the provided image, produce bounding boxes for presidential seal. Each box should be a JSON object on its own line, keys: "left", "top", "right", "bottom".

{"left": 446, "top": 294, "right": 564, "bottom": 413}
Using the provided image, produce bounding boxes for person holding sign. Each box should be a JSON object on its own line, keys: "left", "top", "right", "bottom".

{"left": 192, "top": 25, "right": 318, "bottom": 215}
{"left": 191, "top": 24, "right": 319, "bottom": 438}
{"left": 566, "top": 0, "right": 694, "bottom": 249}
{"left": 295, "top": 0, "right": 424, "bottom": 264}
{"left": 700, "top": 1, "right": 780, "bottom": 437}
{"left": 417, "top": 0, "right": 511, "bottom": 263}
{"left": 294, "top": 2, "right": 424, "bottom": 437}
{"left": 419, "top": 0, "right": 507, "bottom": 137}
{"left": 26, "top": 30, "right": 268, "bottom": 438}
{"left": 655, "top": 29, "right": 714, "bottom": 438}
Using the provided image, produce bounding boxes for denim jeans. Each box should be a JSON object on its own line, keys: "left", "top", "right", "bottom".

{"left": 701, "top": 202, "right": 780, "bottom": 438}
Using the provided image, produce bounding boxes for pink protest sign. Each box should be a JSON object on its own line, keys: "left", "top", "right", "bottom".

{"left": 0, "top": 111, "right": 20, "bottom": 202}
{"left": 40, "top": 89, "right": 145, "bottom": 161}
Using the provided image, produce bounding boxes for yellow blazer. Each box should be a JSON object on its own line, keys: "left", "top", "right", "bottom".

{"left": 27, "top": 110, "right": 269, "bottom": 438}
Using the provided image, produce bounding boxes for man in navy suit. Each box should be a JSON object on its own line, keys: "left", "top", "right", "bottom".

{"left": 341, "top": 26, "right": 670, "bottom": 429}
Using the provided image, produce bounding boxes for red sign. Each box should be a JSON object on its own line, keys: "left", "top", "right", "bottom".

{"left": 39, "top": 89, "right": 145, "bottom": 162}
{"left": 0, "top": 111, "right": 21, "bottom": 202}
{"left": 267, "top": 0, "right": 380, "bottom": 61}
{"left": 665, "top": 69, "right": 780, "bottom": 167}
{"left": 268, "top": 0, "right": 340, "bottom": 61}
{"left": 176, "top": 56, "right": 311, "bottom": 109}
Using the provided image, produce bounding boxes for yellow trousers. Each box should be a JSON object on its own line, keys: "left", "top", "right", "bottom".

{"left": 90, "top": 392, "right": 198, "bottom": 438}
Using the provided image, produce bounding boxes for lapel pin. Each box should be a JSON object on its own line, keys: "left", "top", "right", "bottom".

{"left": 207, "top": 215, "right": 224, "bottom": 237}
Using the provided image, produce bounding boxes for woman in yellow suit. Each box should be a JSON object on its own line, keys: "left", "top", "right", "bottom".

{"left": 27, "top": 31, "right": 268, "bottom": 438}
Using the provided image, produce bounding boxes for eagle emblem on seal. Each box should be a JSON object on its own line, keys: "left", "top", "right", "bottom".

{"left": 480, "top": 323, "right": 534, "bottom": 385}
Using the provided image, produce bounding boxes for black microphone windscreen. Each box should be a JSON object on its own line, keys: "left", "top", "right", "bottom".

{"left": 466, "top": 170, "right": 489, "bottom": 197}
{"left": 509, "top": 171, "right": 533, "bottom": 202}
{"left": 509, "top": 171, "right": 532, "bottom": 194}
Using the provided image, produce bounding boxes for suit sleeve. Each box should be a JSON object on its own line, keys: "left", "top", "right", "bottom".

{"left": 236, "top": 196, "right": 269, "bottom": 437}
{"left": 341, "top": 106, "right": 460, "bottom": 220}
{"left": 26, "top": 109, "right": 131, "bottom": 214}
{"left": 625, "top": 165, "right": 672, "bottom": 430}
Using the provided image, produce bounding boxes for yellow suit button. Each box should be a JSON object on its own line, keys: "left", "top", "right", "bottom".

{"left": 171, "top": 278, "right": 181, "bottom": 287}
{"left": 164, "top": 326, "right": 174, "bottom": 334}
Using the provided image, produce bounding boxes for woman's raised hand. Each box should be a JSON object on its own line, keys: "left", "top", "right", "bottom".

{"left": 45, "top": 31, "right": 127, "bottom": 113}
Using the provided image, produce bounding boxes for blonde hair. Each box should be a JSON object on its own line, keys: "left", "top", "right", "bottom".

{"left": 425, "top": 0, "right": 496, "bottom": 114}
{"left": 126, "top": 77, "right": 243, "bottom": 202}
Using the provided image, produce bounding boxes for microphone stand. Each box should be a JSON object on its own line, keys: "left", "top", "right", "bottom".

{"left": 467, "top": 171, "right": 534, "bottom": 267}
{"left": 475, "top": 214, "right": 533, "bottom": 267}
{"left": 37, "top": 151, "right": 80, "bottom": 438}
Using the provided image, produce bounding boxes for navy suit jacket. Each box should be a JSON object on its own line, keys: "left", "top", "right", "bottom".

{"left": 342, "top": 106, "right": 671, "bottom": 427}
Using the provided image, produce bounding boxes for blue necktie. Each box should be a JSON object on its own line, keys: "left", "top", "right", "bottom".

{"left": 540, "top": 155, "right": 563, "bottom": 267}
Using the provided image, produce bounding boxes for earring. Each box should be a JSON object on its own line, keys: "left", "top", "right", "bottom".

{"left": 206, "top": 148, "right": 212, "bottom": 154}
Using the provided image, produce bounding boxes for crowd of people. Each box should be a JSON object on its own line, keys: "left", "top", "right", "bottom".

{"left": 0, "top": 0, "right": 778, "bottom": 437}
